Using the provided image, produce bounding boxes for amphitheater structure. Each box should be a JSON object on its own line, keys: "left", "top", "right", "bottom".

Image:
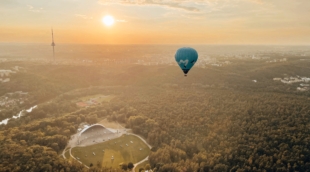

{"left": 77, "top": 124, "right": 125, "bottom": 146}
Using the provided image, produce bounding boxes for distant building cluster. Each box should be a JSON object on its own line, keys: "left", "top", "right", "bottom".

{"left": 0, "top": 66, "right": 22, "bottom": 83}
{"left": 266, "top": 58, "right": 287, "bottom": 63}
{"left": 195, "top": 58, "right": 232, "bottom": 68}
{"left": 252, "top": 55, "right": 270, "bottom": 60}
{"left": 273, "top": 76, "right": 310, "bottom": 91}
{"left": 297, "top": 87, "right": 309, "bottom": 92}
{"left": 275, "top": 76, "right": 310, "bottom": 84}
{"left": 0, "top": 91, "right": 28, "bottom": 108}
{"left": 0, "top": 70, "right": 13, "bottom": 83}
{"left": 76, "top": 98, "right": 100, "bottom": 107}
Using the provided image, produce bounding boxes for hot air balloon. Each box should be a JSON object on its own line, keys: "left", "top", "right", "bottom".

{"left": 175, "top": 47, "right": 198, "bottom": 76}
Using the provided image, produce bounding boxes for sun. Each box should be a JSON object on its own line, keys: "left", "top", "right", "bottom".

{"left": 102, "top": 15, "right": 115, "bottom": 26}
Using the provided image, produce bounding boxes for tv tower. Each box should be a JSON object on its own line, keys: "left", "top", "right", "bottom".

{"left": 51, "top": 28, "right": 55, "bottom": 59}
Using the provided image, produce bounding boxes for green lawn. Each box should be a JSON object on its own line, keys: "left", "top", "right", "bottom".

{"left": 71, "top": 135, "right": 150, "bottom": 168}
{"left": 64, "top": 150, "right": 71, "bottom": 159}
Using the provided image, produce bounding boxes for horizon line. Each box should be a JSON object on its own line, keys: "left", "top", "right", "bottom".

{"left": 0, "top": 42, "right": 310, "bottom": 46}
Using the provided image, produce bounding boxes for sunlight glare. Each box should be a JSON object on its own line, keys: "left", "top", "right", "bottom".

{"left": 102, "top": 15, "right": 115, "bottom": 26}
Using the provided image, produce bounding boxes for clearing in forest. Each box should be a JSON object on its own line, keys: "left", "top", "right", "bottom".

{"left": 98, "top": 119, "right": 125, "bottom": 129}
{"left": 71, "top": 135, "right": 150, "bottom": 168}
{"left": 75, "top": 95, "right": 114, "bottom": 107}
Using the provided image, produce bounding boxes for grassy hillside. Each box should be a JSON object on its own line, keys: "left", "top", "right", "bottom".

{"left": 71, "top": 135, "right": 150, "bottom": 168}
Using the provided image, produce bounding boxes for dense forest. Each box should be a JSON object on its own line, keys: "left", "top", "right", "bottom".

{"left": 1, "top": 57, "right": 310, "bottom": 171}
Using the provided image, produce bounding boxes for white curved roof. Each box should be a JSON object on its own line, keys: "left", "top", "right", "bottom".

{"left": 78, "top": 124, "right": 115, "bottom": 136}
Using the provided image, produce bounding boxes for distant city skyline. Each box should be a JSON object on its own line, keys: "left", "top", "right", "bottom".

{"left": 1, "top": 0, "right": 310, "bottom": 45}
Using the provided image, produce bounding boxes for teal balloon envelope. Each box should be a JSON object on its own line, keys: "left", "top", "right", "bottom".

{"left": 175, "top": 47, "right": 198, "bottom": 76}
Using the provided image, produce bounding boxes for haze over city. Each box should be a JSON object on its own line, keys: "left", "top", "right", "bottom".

{"left": 1, "top": 0, "right": 310, "bottom": 44}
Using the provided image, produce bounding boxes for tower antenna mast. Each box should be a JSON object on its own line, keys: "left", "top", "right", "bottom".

{"left": 51, "top": 28, "right": 55, "bottom": 59}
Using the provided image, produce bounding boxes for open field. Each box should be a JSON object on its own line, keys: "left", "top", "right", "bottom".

{"left": 75, "top": 95, "right": 114, "bottom": 107}
{"left": 80, "top": 94, "right": 114, "bottom": 102}
{"left": 71, "top": 135, "right": 150, "bottom": 168}
{"left": 98, "top": 119, "right": 124, "bottom": 129}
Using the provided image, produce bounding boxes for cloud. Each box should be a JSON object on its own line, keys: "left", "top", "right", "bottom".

{"left": 75, "top": 14, "right": 93, "bottom": 20}
{"left": 0, "top": 0, "right": 17, "bottom": 6}
{"left": 247, "top": 0, "right": 265, "bottom": 4}
{"left": 27, "top": 5, "right": 43, "bottom": 13}
{"left": 116, "top": 19, "right": 128, "bottom": 22}
{"left": 98, "top": 0, "right": 268, "bottom": 13}
{"left": 98, "top": 0, "right": 201, "bottom": 12}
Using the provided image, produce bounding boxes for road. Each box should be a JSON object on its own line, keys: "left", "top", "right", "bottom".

{"left": 128, "top": 133, "right": 152, "bottom": 172}
{"left": 128, "top": 133, "right": 152, "bottom": 149}
{"left": 133, "top": 156, "right": 149, "bottom": 172}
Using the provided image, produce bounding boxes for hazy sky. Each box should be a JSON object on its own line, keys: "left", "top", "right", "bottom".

{"left": 1, "top": 0, "right": 310, "bottom": 44}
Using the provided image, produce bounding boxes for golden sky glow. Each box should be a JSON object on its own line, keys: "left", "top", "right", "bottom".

{"left": 102, "top": 15, "right": 115, "bottom": 26}
{"left": 0, "top": 0, "right": 310, "bottom": 44}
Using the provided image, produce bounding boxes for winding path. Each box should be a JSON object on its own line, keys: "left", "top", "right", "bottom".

{"left": 128, "top": 133, "right": 152, "bottom": 172}
{"left": 62, "top": 149, "right": 68, "bottom": 159}
{"left": 133, "top": 156, "right": 149, "bottom": 172}
{"left": 69, "top": 147, "right": 90, "bottom": 169}
{"left": 128, "top": 133, "right": 152, "bottom": 149}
